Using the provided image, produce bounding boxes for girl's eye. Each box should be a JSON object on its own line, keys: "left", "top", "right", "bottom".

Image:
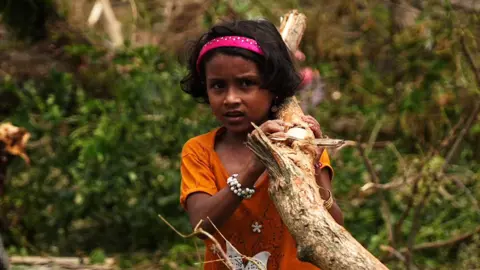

{"left": 240, "top": 79, "right": 256, "bottom": 88}
{"left": 209, "top": 81, "right": 226, "bottom": 90}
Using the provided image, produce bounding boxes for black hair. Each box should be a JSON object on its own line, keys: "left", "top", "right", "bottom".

{"left": 180, "top": 19, "right": 302, "bottom": 105}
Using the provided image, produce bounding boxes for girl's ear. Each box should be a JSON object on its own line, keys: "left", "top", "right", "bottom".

{"left": 271, "top": 96, "right": 279, "bottom": 113}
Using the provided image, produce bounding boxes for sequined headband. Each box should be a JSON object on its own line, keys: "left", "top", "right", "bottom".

{"left": 196, "top": 36, "right": 265, "bottom": 72}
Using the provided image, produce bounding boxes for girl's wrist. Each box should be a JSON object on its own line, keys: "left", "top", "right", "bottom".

{"left": 249, "top": 155, "right": 265, "bottom": 174}
{"left": 242, "top": 157, "right": 265, "bottom": 187}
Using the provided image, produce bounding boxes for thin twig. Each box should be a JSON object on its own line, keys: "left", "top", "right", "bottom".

{"left": 359, "top": 179, "right": 404, "bottom": 196}
{"left": 393, "top": 174, "right": 421, "bottom": 240}
{"left": 405, "top": 183, "right": 431, "bottom": 270}
{"left": 460, "top": 35, "right": 480, "bottom": 87}
{"left": 386, "top": 142, "right": 407, "bottom": 170}
{"left": 206, "top": 217, "right": 228, "bottom": 243}
{"left": 380, "top": 245, "right": 406, "bottom": 262}
{"left": 443, "top": 101, "right": 480, "bottom": 170}
{"left": 408, "top": 225, "right": 480, "bottom": 251}
{"left": 205, "top": 216, "right": 266, "bottom": 269}
{"left": 450, "top": 175, "right": 480, "bottom": 216}
{"left": 450, "top": 32, "right": 480, "bottom": 169}
{"left": 193, "top": 240, "right": 202, "bottom": 269}
{"left": 439, "top": 116, "right": 465, "bottom": 149}
{"left": 358, "top": 142, "right": 408, "bottom": 198}
{"left": 382, "top": 225, "right": 480, "bottom": 263}
{"left": 128, "top": 0, "right": 138, "bottom": 21}
{"left": 366, "top": 115, "right": 386, "bottom": 155}
{"left": 357, "top": 144, "right": 395, "bottom": 247}
{"left": 158, "top": 214, "right": 234, "bottom": 269}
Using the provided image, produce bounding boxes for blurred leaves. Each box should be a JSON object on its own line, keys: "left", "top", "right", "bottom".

{"left": 1, "top": 45, "right": 217, "bottom": 255}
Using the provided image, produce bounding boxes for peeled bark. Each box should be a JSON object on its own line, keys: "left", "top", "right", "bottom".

{"left": 246, "top": 11, "right": 388, "bottom": 270}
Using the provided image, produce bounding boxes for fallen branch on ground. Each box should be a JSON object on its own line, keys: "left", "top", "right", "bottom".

{"left": 9, "top": 256, "right": 115, "bottom": 270}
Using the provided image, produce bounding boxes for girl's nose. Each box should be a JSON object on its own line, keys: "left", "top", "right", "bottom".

{"left": 224, "top": 88, "right": 241, "bottom": 106}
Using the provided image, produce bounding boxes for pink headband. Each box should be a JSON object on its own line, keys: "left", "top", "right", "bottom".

{"left": 196, "top": 36, "right": 265, "bottom": 72}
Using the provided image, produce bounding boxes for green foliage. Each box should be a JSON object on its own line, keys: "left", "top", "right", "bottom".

{"left": 1, "top": 45, "right": 217, "bottom": 256}
{"left": 89, "top": 248, "right": 106, "bottom": 264}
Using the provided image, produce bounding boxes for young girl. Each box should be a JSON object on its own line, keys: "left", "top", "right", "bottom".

{"left": 179, "top": 19, "right": 343, "bottom": 269}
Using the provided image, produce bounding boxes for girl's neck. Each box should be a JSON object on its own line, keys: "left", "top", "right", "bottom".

{"left": 222, "top": 129, "right": 249, "bottom": 147}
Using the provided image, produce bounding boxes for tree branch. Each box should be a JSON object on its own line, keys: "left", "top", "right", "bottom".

{"left": 382, "top": 225, "right": 480, "bottom": 263}
{"left": 357, "top": 144, "right": 395, "bottom": 247}
{"left": 406, "top": 225, "right": 480, "bottom": 251}
{"left": 393, "top": 174, "right": 421, "bottom": 241}
{"left": 404, "top": 183, "right": 431, "bottom": 270}
{"left": 443, "top": 100, "right": 480, "bottom": 170}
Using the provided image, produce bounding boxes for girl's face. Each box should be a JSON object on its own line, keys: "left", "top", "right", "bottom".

{"left": 205, "top": 53, "right": 274, "bottom": 135}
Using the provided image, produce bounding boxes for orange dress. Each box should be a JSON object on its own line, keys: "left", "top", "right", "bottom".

{"left": 180, "top": 127, "right": 333, "bottom": 269}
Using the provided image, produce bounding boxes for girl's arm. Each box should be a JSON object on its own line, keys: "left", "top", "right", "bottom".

{"left": 300, "top": 115, "right": 344, "bottom": 226}
{"left": 185, "top": 156, "right": 265, "bottom": 237}
{"left": 185, "top": 120, "right": 285, "bottom": 237}
{"left": 316, "top": 167, "right": 344, "bottom": 226}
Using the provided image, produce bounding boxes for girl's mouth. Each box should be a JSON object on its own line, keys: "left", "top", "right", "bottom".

{"left": 224, "top": 111, "right": 246, "bottom": 122}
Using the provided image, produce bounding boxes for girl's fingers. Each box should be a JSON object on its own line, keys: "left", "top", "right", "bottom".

{"left": 255, "top": 117, "right": 323, "bottom": 138}
{"left": 302, "top": 115, "right": 322, "bottom": 138}
{"left": 311, "top": 127, "right": 322, "bottom": 138}
{"left": 315, "top": 147, "right": 324, "bottom": 161}
{"left": 258, "top": 120, "right": 286, "bottom": 134}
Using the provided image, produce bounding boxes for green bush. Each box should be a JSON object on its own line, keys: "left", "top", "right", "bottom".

{"left": 1, "top": 45, "right": 217, "bottom": 255}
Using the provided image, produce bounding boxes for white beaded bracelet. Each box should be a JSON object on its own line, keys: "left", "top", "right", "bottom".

{"left": 227, "top": 174, "right": 255, "bottom": 199}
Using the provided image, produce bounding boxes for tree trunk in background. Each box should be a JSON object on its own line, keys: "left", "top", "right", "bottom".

{"left": 246, "top": 11, "right": 388, "bottom": 270}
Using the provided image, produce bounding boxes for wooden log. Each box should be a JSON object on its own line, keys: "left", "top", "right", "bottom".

{"left": 246, "top": 11, "right": 388, "bottom": 270}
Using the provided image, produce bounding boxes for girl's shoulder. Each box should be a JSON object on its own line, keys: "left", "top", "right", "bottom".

{"left": 181, "top": 127, "right": 223, "bottom": 156}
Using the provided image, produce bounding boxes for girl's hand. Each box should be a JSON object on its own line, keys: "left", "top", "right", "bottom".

{"left": 251, "top": 119, "right": 287, "bottom": 137}
{"left": 249, "top": 120, "right": 287, "bottom": 170}
{"left": 301, "top": 115, "right": 325, "bottom": 162}
{"left": 301, "top": 115, "right": 322, "bottom": 138}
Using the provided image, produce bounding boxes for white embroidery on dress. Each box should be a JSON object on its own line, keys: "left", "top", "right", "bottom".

{"left": 252, "top": 222, "right": 263, "bottom": 233}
